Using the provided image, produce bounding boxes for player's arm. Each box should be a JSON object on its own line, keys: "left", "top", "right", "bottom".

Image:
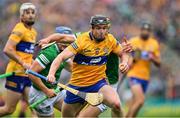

{"left": 112, "top": 39, "right": 130, "bottom": 73}
{"left": 120, "top": 36, "right": 133, "bottom": 53}
{"left": 3, "top": 40, "right": 22, "bottom": 65}
{"left": 28, "top": 57, "right": 56, "bottom": 98}
{"left": 38, "top": 33, "right": 75, "bottom": 47}
{"left": 48, "top": 48, "right": 75, "bottom": 83}
{"left": 48, "top": 36, "right": 81, "bottom": 83}
{"left": 3, "top": 33, "right": 30, "bottom": 69}
{"left": 149, "top": 43, "right": 161, "bottom": 67}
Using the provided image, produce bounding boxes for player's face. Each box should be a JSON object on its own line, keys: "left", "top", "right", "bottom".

{"left": 140, "top": 29, "right": 150, "bottom": 40}
{"left": 21, "top": 8, "right": 36, "bottom": 26}
{"left": 92, "top": 24, "right": 109, "bottom": 42}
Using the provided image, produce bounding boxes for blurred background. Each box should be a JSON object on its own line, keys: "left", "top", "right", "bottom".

{"left": 0, "top": 0, "right": 180, "bottom": 117}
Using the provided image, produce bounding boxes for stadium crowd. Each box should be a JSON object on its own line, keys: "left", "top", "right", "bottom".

{"left": 0, "top": 0, "right": 180, "bottom": 109}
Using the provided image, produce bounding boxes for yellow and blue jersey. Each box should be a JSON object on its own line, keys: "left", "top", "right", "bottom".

{"left": 67, "top": 32, "right": 122, "bottom": 86}
{"left": 6, "top": 22, "right": 37, "bottom": 76}
{"left": 127, "top": 36, "right": 160, "bottom": 80}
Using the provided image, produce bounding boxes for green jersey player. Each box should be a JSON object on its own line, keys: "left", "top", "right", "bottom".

{"left": 28, "top": 26, "right": 73, "bottom": 117}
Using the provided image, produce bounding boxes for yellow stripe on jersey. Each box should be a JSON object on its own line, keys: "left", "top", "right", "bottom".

{"left": 67, "top": 32, "right": 122, "bottom": 86}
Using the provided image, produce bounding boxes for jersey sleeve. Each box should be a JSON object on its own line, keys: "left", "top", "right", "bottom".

{"left": 8, "top": 24, "right": 24, "bottom": 43}
{"left": 35, "top": 50, "right": 55, "bottom": 69}
{"left": 67, "top": 36, "right": 82, "bottom": 54}
{"left": 111, "top": 36, "right": 122, "bottom": 54}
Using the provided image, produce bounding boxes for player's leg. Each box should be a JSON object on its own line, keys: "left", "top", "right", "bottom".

{"left": 77, "top": 104, "right": 107, "bottom": 117}
{"left": 62, "top": 88, "right": 87, "bottom": 117}
{"left": 0, "top": 89, "right": 21, "bottom": 116}
{"left": 24, "top": 86, "right": 38, "bottom": 117}
{"left": 126, "top": 77, "right": 148, "bottom": 117}
{"left": 0, "top": 76, "right": 26, "bottom": 116}
{"left": 62, "top": 102, "right": 85, "bottom": 117}
{"left": 18, "top": 99, "right": 28, "bottom": 117}
{"left": 54, "top": 90, "right": 66, "bottom": 111}
{"left": 28, "top": 86, "right": 55, "bottom": 117}
{"left": 99, "top": 84, "right": 124, "bottom": 117}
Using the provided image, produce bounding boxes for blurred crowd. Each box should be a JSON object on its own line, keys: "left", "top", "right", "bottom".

{"left": 0, "top": 0, "right": 180, "bottom": 99}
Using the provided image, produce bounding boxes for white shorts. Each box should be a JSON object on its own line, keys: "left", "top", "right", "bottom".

{"left": 28, "top": 86, "right": 66, "bottom": 116}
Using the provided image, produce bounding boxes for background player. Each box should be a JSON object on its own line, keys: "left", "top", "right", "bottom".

{"left": 0, "top": 3, "right": 37, "bottom": 116}
{"left": 126, "top": 22, "right": 161, "bottom": 117}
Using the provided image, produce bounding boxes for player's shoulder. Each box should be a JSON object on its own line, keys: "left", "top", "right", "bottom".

{"left": 38, "top": 42, "right": 58, "bottom": 58}
{"left": 76, "top": 32, "right": 89, "bottom": 41}
{"left": 106, "top": 33, "right": 116, "bottom": 42}
{"left": 41, "top": 42, "right": 56, "bottom": 49}
{"left": 129, "top": 36, "right": 139, "bottom": 41}
{"left": 74, "top": 32, "right": 82, "bottom": 38}
{"left": 129, "top": 36, "right": 141, "bottom": 44}
{"left": 149, "top": 37, "right": 159, "bottom": 45}
{"left": 13, "top": 22, "right": 26, "bottom": 32}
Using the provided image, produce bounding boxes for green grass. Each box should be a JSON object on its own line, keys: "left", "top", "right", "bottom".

{"left": 6, "top": 101, "right": 180, "bottom": 118}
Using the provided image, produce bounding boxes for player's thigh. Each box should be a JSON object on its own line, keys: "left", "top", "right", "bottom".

{"left": 130, "top": 84, "right": 145, "bottom": 100}
{"left": 54, "top": 98, "right": 64, "bottom": 111}
{"left": 99, "top": 85, "right": 120, "bottom": 107}
{"left": 62, "top": 101, "right": 85, "bottom": 117}
{"left": 54, "top": 89, "right": 66, "bottom": 111}
{"left": 5, "top": 89, "right": 22, "bottom": 108}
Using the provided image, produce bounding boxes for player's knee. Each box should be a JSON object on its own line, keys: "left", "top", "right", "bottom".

{"left": 112, "top": 101, "right": 121, "bottom": 110}
{"left": 4, "top": 106, "right": 15, "bottom": 115}
{"left": 136, "top": 97, "right": 145, "bottom": 106}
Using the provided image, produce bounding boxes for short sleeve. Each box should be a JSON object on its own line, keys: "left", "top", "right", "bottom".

{"left": 67, "top": 36, "right": 82, "bottom": 54}
{"left": 9, "top": 25, "right": 24, "bottom": 43}
{"left": 35, "top": 50, "right": 55, "bottom": 68}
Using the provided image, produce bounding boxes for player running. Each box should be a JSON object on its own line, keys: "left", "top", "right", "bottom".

{"left": 28, "top": 26, "right": 73, "bottom": 117}
{"left": 38, "top": 25, "right": 132, "bottom": 117}
{"left": 0, "top": 3, "right": 37, "bottom": 116}
{"left": 126, "top": 22, "right": 161, "bottom": 117}
{"left": 47, "top": 15, "right": 131, "bottom": 117}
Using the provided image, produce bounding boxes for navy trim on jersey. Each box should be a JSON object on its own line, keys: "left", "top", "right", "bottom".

{"left": 16, "top": 41, "right": 34, "bottom": 54}
{"left": 73, "top": 53, "right": 107, "bottom": 65}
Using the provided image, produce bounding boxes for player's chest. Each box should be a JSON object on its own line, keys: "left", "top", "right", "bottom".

{"left": 135, "top": 41, "right": 155, "bottom": 52}
{"left": 22, "top": 31, "right": 36, "bottom": 43}
{"left": 81, "top": 42, "right": 111, "bottom": 56}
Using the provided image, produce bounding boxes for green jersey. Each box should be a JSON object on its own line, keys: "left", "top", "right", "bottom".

{"left": 33, "top": 42, "right": 67, "bottom": 90}
{"left": 106, "top": 52, "right": 119, "bottom": 84}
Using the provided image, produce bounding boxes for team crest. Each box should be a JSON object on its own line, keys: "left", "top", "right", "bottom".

{"left": 95, "top": 48, "right": 100, "bottom": 55}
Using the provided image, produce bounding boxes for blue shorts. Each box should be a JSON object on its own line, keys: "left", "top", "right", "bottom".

{"left": 5, "top": 75, "right": 32, "bottom": 93}
{"left": 64, "top": 79, "right": 108, "bottom": 104}
{"left": 129, "top": 77, "right": 149, "bottom": 93}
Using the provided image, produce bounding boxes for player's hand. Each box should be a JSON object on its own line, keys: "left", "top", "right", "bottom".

{"left": 22, "top": 62, "right": 31, "bottom": 70}
{"left": 148, "top": 52, "right": 156, "bottom": 61}
{"left": 119, "top": 62, "right": 129, "bottom": 73}
{"left": 47, "top": 74, "right": 56, "bottom": 83}
{"left": 37, "top": 38, "right": 50, "bottom": 48}
{"left": 45, "top": 89, "right": 57, "bottom": 98}
{"left": 121, "top": 36, "right": 133, "bottom": 53}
